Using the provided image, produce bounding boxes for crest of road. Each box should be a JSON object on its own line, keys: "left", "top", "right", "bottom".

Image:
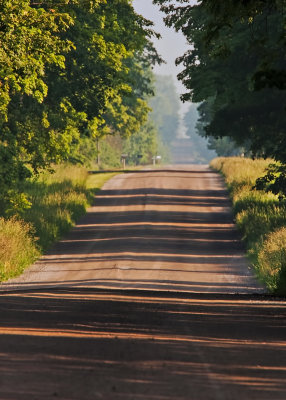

{"left": 2, "top": 166, "right": 286, "bottom": 400}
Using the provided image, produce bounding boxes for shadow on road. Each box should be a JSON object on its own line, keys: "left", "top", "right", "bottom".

{"left": 2, "top": 168, "right": 263, "bottom": 294}
{"left": 89, "top": 169, "right": 214, "bottom": 175}
{"left": 1, "top": 168, "right": 278, "bottom": 398}
{"left": 0, "top": 288, "right": 285, "bottom": 399}
{"left": 26, "top": 178, "right": 257, "bottom": 293}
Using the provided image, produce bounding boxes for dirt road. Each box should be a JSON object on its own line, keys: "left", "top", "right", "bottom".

{"left": 1, "top": 166, "right": 286, "bottom": 399}
{"left": 3, "top": 165, "right": 263, "bottom": 293}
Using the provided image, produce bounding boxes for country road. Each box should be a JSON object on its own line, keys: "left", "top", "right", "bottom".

{"left": 3, "top": 165, "right": 263, "bottom": 293}
{"left": 1, "top": 165, "right": 286, "bottom": 399}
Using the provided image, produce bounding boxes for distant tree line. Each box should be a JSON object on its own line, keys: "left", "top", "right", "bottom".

{"left": 0, "top": 0, "right": 163, "bottom": 213}
{"left": 150, "top": 75, "right": 180, "bottom": 145}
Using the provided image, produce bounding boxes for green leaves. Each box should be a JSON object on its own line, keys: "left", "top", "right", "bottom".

{"left": 0, "top": 0, "right": 161, "bottom": 215}
{"left": 0, "top": 0, "right": 72, "bottom": 120}
{"left": 255, "top": 164, "right": 286, "bottom": 200}
{"left": 155, "top": 0, "right": 286, "bottom": 163}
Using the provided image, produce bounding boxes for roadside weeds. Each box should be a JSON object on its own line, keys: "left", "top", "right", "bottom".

{"left": 211, "top": 157, "right": 286, "bottom": 295}
{"left": 0, "top": 165, "right": 118, "bottom": 282}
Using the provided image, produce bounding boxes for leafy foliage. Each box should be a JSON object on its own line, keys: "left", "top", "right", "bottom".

{"left": 0, "top": 0, "right": 162, "bottom": 214}
{"left": 0, "top": 0, "right": 72, "bottom": 120}
{"left": 153, "top": 0, "right": 286, "bottom": 163}
{"left": 154, "top": 0, "right": 285, "bottom": 90}
{"left": 123, "top": 121, "right": 158, "bottom": 165}
{"left": 255, "top": 164, "right": 286, "bottom": 200}
{"left": 195, "top": 100, "right": 246, "bottom": 157}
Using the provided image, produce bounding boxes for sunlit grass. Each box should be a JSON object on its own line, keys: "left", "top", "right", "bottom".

{"left": 87, "top": 171, "right": 118, "bottom": 191}
{"left": 0, "top": 217, "right": 40, "bottom": 281}
{"left": 23, "top": 166, "right": 120, "bottom": 251}
{"left": 257, "top": 227, "right": 286, "bottom": 294}
{"left": 210, "top": 157, "right": 271, "bottom": 198}
{"left": 0, "top": 165, "right": 119, "bottom": 282}
{"left": 211, "top": 157, "right": 286, "bottom": 294}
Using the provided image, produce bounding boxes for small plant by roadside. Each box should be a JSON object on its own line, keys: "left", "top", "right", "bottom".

{"left": 211, "top": 157, "right": 286, "bottom": 294}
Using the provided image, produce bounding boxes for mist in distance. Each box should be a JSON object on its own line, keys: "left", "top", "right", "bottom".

{"left": 133, "top": 0, "right": 215, "bottom": 164}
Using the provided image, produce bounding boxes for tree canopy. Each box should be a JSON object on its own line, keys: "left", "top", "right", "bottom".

{"left": 0, "top": 0, "right": 162, "bottom": 213}
{"left": 153, "top": 0, "right": 286, "bottom": 162}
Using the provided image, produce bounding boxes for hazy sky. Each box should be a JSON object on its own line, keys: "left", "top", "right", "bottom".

{"left": 133, "top": 0, "right": 190, "bottom": 104}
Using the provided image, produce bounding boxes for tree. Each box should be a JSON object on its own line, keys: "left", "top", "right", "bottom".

{"left": 153, "top": 0, "right": 286, "bottom": 162}
{"left": 198, "top": 0, "right": 286, "bottom": 91}
{"left": 183, "top": 103, "right": 216, "bottom": 162}
{"left": 149, "top": 74, "right": 180, "bottom": 146}
{"left": 195, "top": 100, "right": 247, "bottom": 157}
{"left": 0, "top": 0, "right": 72, "bottom": 121}
{"left": 154, "top": 0, "right": 285, "bottom": 90}
{"left": 123, "top": 121, "right": 158, "bottom": 165}
{"left": 0, "top": 0, "right": 163, "bottom": 213}
{"left": 0, "top": 0, "right": 73, "bottom": 213}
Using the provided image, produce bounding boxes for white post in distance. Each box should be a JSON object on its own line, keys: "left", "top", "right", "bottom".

{"left": 121, "top": 154, "right": 128, "bottom": 170}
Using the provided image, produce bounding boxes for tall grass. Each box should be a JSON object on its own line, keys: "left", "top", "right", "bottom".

{"left": 22, "top": 165, "right": 91, "bottom": 251}
{"left": 0, "top": 165, "right": 118, "bottom": 282}
{"left": 0, "top": 217, "right": 40, "bottom": 281}
{"left": 211, "top": 157, "right": 286, "bottom": 294}
{"left": 257, "top": 228, "right": 286, "bottom": 294}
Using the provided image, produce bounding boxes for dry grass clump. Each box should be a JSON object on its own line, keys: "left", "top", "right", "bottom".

{"left": 0, "top": 217, "right": 39, "bottom": 281}
{"left": 211, "top": 157, "right": 286, "bottom": 294}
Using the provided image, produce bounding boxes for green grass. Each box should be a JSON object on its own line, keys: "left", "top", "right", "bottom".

{"left": 211, "top": 157, "right": 286, "bottom": 294}
{"left": 0, "top": 217, "right": 40, "bottom": 281}
{"left": 0, "top": 165, "right": 119, "bottom": 282}
{"left": 87, "top": 171, "right": 118, "bottom": 191}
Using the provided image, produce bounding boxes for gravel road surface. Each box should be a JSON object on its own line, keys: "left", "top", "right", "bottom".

{"left": 1, "top": 165, "right": 285, "bottom": 399}
{"left": 3, "top": 165, "right": 263, "bottom": 293}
